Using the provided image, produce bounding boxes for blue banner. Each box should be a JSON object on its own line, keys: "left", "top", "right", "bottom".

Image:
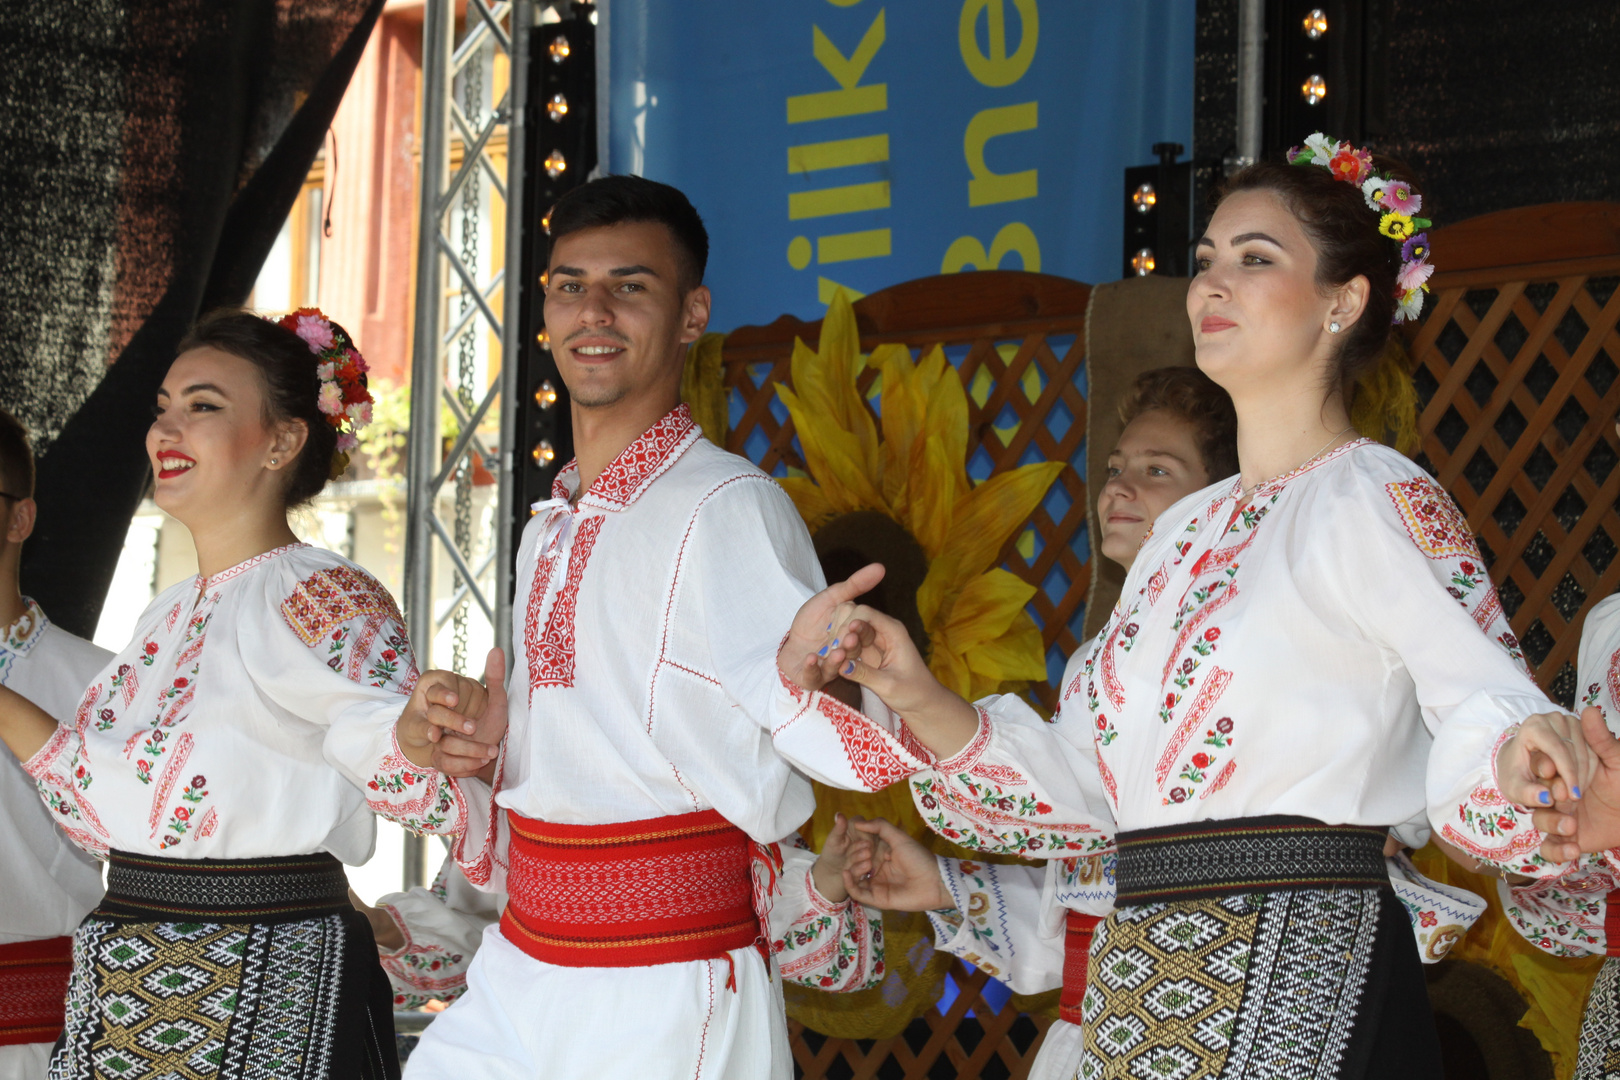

{"left": 603, "top": 0, "right": 1194, "bottom": 332}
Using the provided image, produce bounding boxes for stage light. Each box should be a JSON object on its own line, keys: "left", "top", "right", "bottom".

{"left": 1131, "top": 248, "right": 1156, "bottom": 276}
{"left": 1301, "top": 75, "right": 1327, "bottom": 105}
{"left": 548, "top": 35, "right": 570, "bottom": 63}
{"left": 1132, "top": 183, "right": 1157, "bottom": 214}
{"left": 544, "top": 150, "right": 567, "bottom": 178}
{"left": 532, "top": 440, "right": 556, "bottom": 465}
{"left": 535, "top": 380, "right": 558, "bottom": 408}
{"left": 1303, "top": 9, "right": 1328, "bottom": 38}
{"left": 541, "top": 207, "right": 553, "bottom": 234}
{"left": 547, "top": 93, "right": 569, "bottom": 121}
{"left": 537, "top": 330, "right": 550, "bottom": 349}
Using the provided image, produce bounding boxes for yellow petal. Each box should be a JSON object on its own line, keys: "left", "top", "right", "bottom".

{"left": 936, "top": 568, "right": 1038, "bottom": 648}
{"left": 927, "top": 644, "right": 972, "bottom": 700}
{"left": 964, "top": 612, "right": 1048, "bottom": 684}
{"left": 941, "top": 461, "right": 1064, "bottom": 582}
{"left": 776, "top": 382, "right": 886, "bottom": 514}
{"left": 807, "top": 291, "right": 881, "bottom": 483}
{"left": 680, "top": 332, "right": 728, "bottom": 447}
{"left": 777, "top": 476, "right": 839, "bottom": 533}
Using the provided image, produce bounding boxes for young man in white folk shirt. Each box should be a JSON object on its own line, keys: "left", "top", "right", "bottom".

{"left": 0, "top": 410, "right": 109, "bottom": 1078}
{"left": 404, "top": 177, "right": 925, "bottom": 1079}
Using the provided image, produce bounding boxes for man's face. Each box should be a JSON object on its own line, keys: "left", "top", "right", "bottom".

{"left": 543, "top": 221, "right": 711, "bottom": 411}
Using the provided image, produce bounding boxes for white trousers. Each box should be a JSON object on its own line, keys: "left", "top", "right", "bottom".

{"left": 404, "top": 924, "right": 791, "bottom": 1080}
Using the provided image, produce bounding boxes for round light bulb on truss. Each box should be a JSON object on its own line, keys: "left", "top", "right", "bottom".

{"left": 536, "top": 330, "right": 550, "bottom": 349}
{"left": 1131, "top": 248, "right": 1156, "bottom": 276}
{"left": 535, "top": 380, "right": 558, "bottom": 408}
{"left": 547, "top": 93, "right": 568, "bottom": 122}
{"left": 544, "top": 150, "right": 567, "bottom": 178}
{"left": 548, "top": 35, "right": 570, "bottom": 63}
{"left": 1132, "top": 182, "right": 1157, "bottom": 214}
{"left": 1301, "top": 74, "right": 1327, "bottom": 105}
{"left": 1303, "top": 9, "right": 1328, "bottom": 38}
{"left": 532, "top": 440, "right": 556, "bottom": 465}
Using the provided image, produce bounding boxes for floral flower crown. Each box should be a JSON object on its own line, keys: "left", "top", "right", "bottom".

{"left": 1286, "top": 132, "right": 1434, "bottom": 324}
{"left": 272, "top": 308, "right": 373, "bottom": 475}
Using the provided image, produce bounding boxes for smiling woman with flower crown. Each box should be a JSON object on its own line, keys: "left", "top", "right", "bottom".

{"left": 801, "top": 138, "right": 1601, "bottom": 1077}
{"left": 0, "top": 309, "right": 499, "bottom": 1080}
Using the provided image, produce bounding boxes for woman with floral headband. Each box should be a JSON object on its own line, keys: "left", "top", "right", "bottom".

{"left": 797, "top": 136, "right": 1595, "bottom": 1076}
{"left": 0, "top": 308, "right": 497, "bottom": 1080}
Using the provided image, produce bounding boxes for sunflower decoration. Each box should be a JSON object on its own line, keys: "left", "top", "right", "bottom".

{"left": 774, "top": 290, "right": 1065, "bottom": 1036}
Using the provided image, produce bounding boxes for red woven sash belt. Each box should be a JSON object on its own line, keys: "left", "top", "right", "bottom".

{"left": 0, "top": 935, "right": 73, "bottom": 1047}
{"left": 500, "top": 807, "right": 760, "bottom": 968}
{"left": 1058, "top": 911, "right": 1101, "bottom": 1026}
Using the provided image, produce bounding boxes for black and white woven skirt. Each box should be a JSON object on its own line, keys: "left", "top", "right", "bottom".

{"left": 50, "top": 850, "right": 399, "bottom": 1080}
{"left": 1078, "top": 815, "right": 1441, "bottom": 1080}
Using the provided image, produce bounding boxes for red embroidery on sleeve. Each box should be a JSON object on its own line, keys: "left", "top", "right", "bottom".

{"left": 822, "top": 693, "right": 921, "bottom": 789}
{"left": 1155, "top": 667, "right": 1232, "bottom": 787}
{"left": 1386, "top": 477, "right": 1477, "bottom": 560}
{"left": 281, "top": 566, "right": 410, "bottom": 684}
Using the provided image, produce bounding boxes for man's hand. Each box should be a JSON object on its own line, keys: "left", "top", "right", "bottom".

{"left": 842, "top": 817, "right": 954, "bottom": 912}
{"left": 778, "top": 563, "right": 886, "bottom": 691}
{"left": 1533, "top": 706, "right": 1620, "bottom": 861}
{"left": 810, "top": 813, "right": 855, "bottom": 904}
{"left": 396, "top": 648, "right": 507, "bottom": 776}
{"left": 348, "top": 888, "right": 405, "bottom": 952}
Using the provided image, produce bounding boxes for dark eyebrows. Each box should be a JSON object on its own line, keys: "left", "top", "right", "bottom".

{"left": 550, "top": 264, "right": 585, "bottom": 278}
{"left": 1195, "top": 231, "right": 1286, "bottom": 250}
{"left": 548, "top": 264, "right": 661, "bottom": 279}
{"left": 157, "top": 383, "right": 229, "bottom": 399}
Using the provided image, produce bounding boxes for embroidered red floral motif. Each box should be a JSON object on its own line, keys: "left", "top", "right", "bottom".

{"left": 1386, "top": 477, "right": 1477, "bottom": 561}
{"left": 582, "top": 405, "right": 698, "bottom": 508}
{"left": 281, "top": 565, "right": 409, "bottom": 685}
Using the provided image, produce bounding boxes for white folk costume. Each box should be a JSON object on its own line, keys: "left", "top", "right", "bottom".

{"left": 410, "top": 405, "right": 917, "bottom": 1080}
{"left": 870, "top": 440, "right": 1562, "bottom": 1078}
{"left": 1499, "top": 593, "right": 1620, "bottom": 1078}
{"left": 22, "top": 543, "right": 489, "bottom": 1080}
{"left": 0, "top": 601, "right": 109, "bottom": 1077}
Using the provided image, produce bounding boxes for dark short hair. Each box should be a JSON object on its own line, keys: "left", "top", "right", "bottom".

{"left": 1218, "top": 152, "right": 1421, "bottom": 389}
{"left": 0, "top": 408, "right": 33, "bottom": 499}
{"left": 1119, "top": 366, "right": 1239, "bottom": 481}
{"left": 176, "top": 309, "right": 347, "bottom": 509}
{"left": 547, "top": 175, "right": 709, "bottom": 292}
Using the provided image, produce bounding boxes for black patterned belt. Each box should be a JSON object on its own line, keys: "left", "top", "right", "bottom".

{"left": 1114, "top": 815, "right": 1389, "bottom": 905}
{"left": 100, "top": 849, "right": 351, "bottom": 923}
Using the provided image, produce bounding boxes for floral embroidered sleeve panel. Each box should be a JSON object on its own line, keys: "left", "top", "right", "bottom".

{"left": 1323, "top": 455, "right": 1559, "bottom": 876}
{"left": 679, "top": 476, "right": 931, "bottom": 796}
{"left": 248, "top": 555, "right": 469, "bottom": 838}
{"left": 1499, "top": 862, "right": 1620, "bottom": 959}
{"left": 928, "top": 858, "right": 1063, "bottom": 995}
{"left": 906, "top": 651, "right": 1117, "bottom": 861}
{"left": 761, "top": 837, "right": 884, "bottom": 991}
{"left": 377, "top": 855, "right": 505, "bottom": 1008}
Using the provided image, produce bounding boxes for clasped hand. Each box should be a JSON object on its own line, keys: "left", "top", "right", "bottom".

{"left": 396, "top": 646, "right": 508, "bottom": 782}
{"left": 1518, "top": 705, "right": 1620, "bottom": 863}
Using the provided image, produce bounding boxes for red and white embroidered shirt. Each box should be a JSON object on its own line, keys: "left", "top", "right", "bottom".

{"left": 455, "top": 404, "right": 930, "bottom": 889}
{"left": 1500, "top": 594, "right": 1620, "bottom": 957}
{"left": 901, "top": 440, "right": 1560, "bottom": 876}
{"left": 24, "top": 544, "right": 481, "bottom": 862}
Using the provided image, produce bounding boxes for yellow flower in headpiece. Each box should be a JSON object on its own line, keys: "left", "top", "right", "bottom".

{"left": 1379, "top": 211, "right": 1416, "bottom": 241}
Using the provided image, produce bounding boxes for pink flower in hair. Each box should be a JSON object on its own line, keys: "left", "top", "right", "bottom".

{"left": 346, "top": 400, "right": 373, "bottom": 426}
{"left": 336, "top": 431, "right": 359, "bottom": 453}
{"left": 1329, "top": 147, "right": 1372, "bottom": 185}
{"left": 294, "top": 314, "right": 335, "bottom": 352}
{"left": 344, "top": 347, "right": 369, "bottom": 375}
{"left": 318, "top": 381, "right": 345, "bottom": 416}
{"left": 1384, "top": 182, "right": 1422, "bottom": 215}
{"left": 1396, "top": 259, "right": 1434, "bottom": 293}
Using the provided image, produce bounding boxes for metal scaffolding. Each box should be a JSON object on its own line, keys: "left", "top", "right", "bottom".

{"left": 402, "top": 0, "right": 535, "bottom": 889}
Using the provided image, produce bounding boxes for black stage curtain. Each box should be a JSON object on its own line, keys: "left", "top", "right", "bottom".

{"left": 0, "top": 0, "right": 384, "bottom": 637}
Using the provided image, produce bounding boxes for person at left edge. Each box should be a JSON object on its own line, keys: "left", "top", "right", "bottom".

{"left": 0, "top": 409, "right": 109, "bottom": 1079}
{"left": 0, "top": 310, "right": 492, "bottom": 1080}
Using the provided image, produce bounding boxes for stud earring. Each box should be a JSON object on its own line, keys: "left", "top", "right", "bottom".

{"left": 1329, "top": 322, "right": 1341, "bottom": 334}
{"left": 270, "top": 458, "right": 278, "bottom": 465}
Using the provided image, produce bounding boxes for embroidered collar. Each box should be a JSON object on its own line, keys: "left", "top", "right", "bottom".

{"left": 1226, "top": 437, "right": 1374, "bottom": 503}
{"left": 552, "top": 404, "right": 700, "bottom": 511}
{"left": 0, "top": 597, "right": 47, "bottom": 658}
{"left": 198, "top": 542, "right": 310, "bottom": 591}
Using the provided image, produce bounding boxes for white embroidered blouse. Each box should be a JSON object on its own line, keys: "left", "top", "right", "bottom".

{"left": 24, "top": 544, "right": 481, "bottom": 862}
{"left": 0, "top": 599, "right": 109, "bottom": 941}
{"left": 1500, "top": 593, "right": 1620, "bottom": 957}
{"left": 889, "top": 441, "right": 1558, "bottom": 876}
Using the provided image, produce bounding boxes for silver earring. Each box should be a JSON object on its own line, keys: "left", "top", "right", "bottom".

{"left": 1329, "top": 321, "right": 1341, "bottom": 334}
{"left": 270, "top": 458, "right": 278, "bottom": 465}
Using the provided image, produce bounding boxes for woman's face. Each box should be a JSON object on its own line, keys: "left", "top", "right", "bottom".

{"left": 1097, "top": 409, "right": 1213, "bottom": 569}
{"left": 1187, "top": 188, "right": 1349, "bottom": 399}
{"left": 147, "top": 347, "right": 296, "bottom": 527}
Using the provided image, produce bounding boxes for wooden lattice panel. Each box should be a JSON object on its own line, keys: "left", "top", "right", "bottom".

{"left": 723, "top": 272, "right": 1092, "bottom": 711}
{"left": 1409, "top": 203, "right": 1620, "bottom": 705}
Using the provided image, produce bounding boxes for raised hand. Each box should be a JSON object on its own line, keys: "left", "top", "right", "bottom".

{"left": 809, "top": 813, "right": 854, "bottom": 904}
{"left": 1532, "top": 706, "right": 1620, "bottom": 861}
{"left": 842, "top": 817, "right": 954, "bottom": 912}
{"left": 778, "top": 563, "right": 886, "bottom": 691}
{"left": 397, "top": 648, "right": 506, "bottom": 776}
{"left": 829, "top": 607, "right": 982, "bottom": 759}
